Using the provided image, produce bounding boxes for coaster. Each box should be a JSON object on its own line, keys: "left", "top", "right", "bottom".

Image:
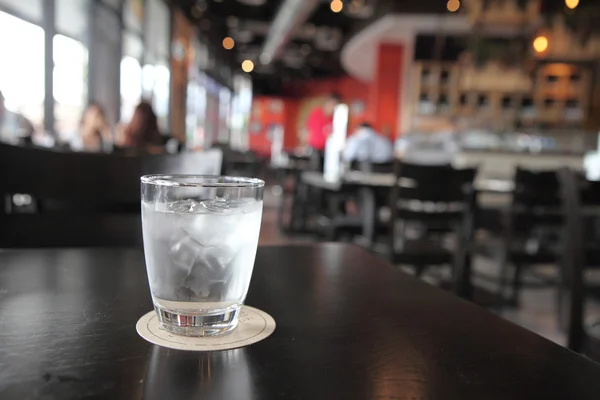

{"left": 136, "top": 306, "right": 276, "bottom": 351}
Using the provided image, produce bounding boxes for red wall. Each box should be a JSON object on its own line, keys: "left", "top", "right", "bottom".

{"left": 249, "top": 53, "right": 405, "bottom": 153}
{"left": 369, "top": 43, "right": 404, "bottom": 138}
{"left": 248, "top": 97, "right": 286, "bottom": 155}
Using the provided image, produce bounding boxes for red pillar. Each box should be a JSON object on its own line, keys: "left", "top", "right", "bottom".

{"left": 368, "top": 43, "right": 404, "bottom": 139}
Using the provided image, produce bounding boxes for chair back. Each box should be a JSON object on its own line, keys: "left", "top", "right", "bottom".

{"left": 391, "top": 161, "right": 477, "bottom": 203}
{"left": 513, "top": 168, "right": 561, "bottom": 207}
{"left": 388, "top": 161, "right": 477, "bottom": 233}
{"left": 386, "top": 161, "right": 478, "bottom": 269}
{"left": 0, "top": 143, "right": 223, "bottom": 248}
{"left": 350, "top": 161, "right": 394, "bottom": 173}
{"left": 508, "top": 168, "right": 564, "bottom": 234}
{"left": 559, "top": 169, "right": 600, "bottom": 354}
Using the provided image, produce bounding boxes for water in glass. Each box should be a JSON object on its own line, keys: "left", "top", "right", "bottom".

{"left": 142, "top": 196, "right": 262, "bottom": 336}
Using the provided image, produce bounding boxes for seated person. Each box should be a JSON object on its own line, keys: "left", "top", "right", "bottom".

{"left": 343, "top": 122, "right": 393, "bottom": 164}
{"left": 0, "top": 89, "right": 34, "bottom": 145}
{"left": 72, "top": 102, "right": 113, "bottom": 152}
{"left": 115, "top": 101, "right": 163, "bottom": 154}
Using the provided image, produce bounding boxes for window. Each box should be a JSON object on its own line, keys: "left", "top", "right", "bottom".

{"left": 56, "top": 0, "right": 88, "bottom": 42}
{"left": 120, "top": 56, "right": 143, "bottom": 123}
{"left": 121, "top": 33, "right": 143, "bottom": 123}
{"left": 230, "top": 74, "right": 252, "bottom": 151}
{"left": 54, "top": 35, "right": 88, "bottom": 139}
{"left": 218, "top": 87, "right": 231, "bottom": 143}
{"left": 143, "top": 63, "right": 170, "bottom": 132}
{"left": 0, "top": 0, "right": 42, "bottom": 23}
{"left": 0, "top": 11, "right": 44, "bottom": 130}
{"left": 143, "top": 0, "right": 171, "bottom": 132}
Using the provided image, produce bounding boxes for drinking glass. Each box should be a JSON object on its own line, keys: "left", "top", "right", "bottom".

{"left": 141, "top": 175, "right": 264, "bottom": 336}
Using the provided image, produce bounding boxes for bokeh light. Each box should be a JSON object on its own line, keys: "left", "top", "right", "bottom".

{"left": 533, "top": 36, "right": 549, "bottom": 53}
{"left": 223, "top": 37, "right": 235, "bottom": 50}
{"left": 330, "top": 0, "right": 343, "bottom": 13}
{"left": 447, "top": 0, "right": 460, "bottom": 12}
{"left": 565, "top": 0, "right": 579, "bottom": 10}
{"left": 242, "top": 60, "right": 254, "bottom": 73}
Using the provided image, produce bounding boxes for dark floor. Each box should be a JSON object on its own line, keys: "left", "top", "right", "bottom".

{"left": 259, "top": 186, "right": 600, "bottom": 348}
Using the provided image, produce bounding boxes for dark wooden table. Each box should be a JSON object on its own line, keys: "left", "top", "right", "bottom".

{"left": 1, "top": 244, "right": 599, "bottom": 399}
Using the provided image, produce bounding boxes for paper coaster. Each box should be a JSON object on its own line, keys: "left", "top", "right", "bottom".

{"left": 136, "top": 305, "right": 276, "bottom": 351}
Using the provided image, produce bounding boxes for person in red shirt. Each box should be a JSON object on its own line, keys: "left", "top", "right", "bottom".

{"left": 306, "top": 93, "right": 341, "bottom": 170}
{"left": 307, "top": 92, "right": 340, "bottom": 150}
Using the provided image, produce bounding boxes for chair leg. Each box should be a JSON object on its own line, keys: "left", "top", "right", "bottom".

{"left": 496, "top": 251, "right": 510, "bottom": 307}
{"left": 511, "top": 263, "right": 523, "bottom": 307}
{"left": 556, "top": 281, "right": 570, "bottom": 333}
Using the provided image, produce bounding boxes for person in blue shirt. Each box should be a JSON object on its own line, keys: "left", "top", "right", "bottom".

{"left": 343, "top": 122, "right": 393, "bottom": 164}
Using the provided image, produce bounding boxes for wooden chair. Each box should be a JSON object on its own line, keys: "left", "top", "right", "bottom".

{"left": 386, "top": 161, "right": 478, "bottom": 280}
{"left": 496, "top": 168, "right": 563, "bottom": 306}
{"left": 558, "top": 168, "right": 600, "bottom": 357}
{"left": 0, "top": 143, "right": 222, "bottom": 248}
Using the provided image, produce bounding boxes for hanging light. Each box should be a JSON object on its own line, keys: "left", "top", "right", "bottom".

{"left": 223, "top": 37, "right": 235, "bottom": 50}
{"left": 242, "top": 60, "right": 254, "bottom": 73}
{"left": 565, "top": 0, "right": 579, "bottom": 10}
{"left": 533, "top": 35, "right": 549, "bottom": 53}
{"left": 330, "top": 0, "right": 343, "bottom": 13}
{"left": 447, "top": 0, "right": 460, "bottom": 12}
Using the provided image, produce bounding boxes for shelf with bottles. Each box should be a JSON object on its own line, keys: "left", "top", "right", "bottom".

{"left": 414, "top": 62, "right": 459, "bottom": 90}
{"left": 534, "top": 62, "right": 591, "bottom": 109}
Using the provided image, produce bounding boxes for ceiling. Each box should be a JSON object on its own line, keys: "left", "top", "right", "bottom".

{"left": 173, "top": 0, "right": 577, "bottom": 95}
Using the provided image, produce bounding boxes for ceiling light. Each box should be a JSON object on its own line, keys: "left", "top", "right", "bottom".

{"left": 533, "top": 36, "right": 549, "bottom": 53}
{"left": 242, "top": 60, "right": 254, "bottom": 73}
{"left": 565, "top": 0, "right": 579, "bottom": 9}
{"left": 447, "top": 0, "right": 460, "bottom": 12}
{"left": 330, "top": 0, "right": 343, "bottom": 13}
{"left": 223, "top": 37, "right": 235, "bottom": 50}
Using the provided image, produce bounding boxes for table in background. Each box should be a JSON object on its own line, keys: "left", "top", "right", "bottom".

{"left": 297, "top": 171, "right": 514, "bottom": 240}
{"left": 1, "top": 244, "right": 600, "bottom": 399}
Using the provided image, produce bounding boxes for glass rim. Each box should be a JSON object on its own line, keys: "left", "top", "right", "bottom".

{"left": 140, "top": 175, "right": 265, "bottom": 188}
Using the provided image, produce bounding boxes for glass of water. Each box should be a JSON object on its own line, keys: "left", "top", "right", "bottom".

{"left": 141, "top": 175, "right": 264, "bottom": 336}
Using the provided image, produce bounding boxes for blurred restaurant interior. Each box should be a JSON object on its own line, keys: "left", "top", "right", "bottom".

{"left": 4, "top": 0, "right": 600, "bottom": 396}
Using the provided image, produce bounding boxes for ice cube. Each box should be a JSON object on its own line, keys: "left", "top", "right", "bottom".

{"left": 169, "top": 232, "right": 202, "bottom": 274}
{"left": 200, "top": 197, "right": 232, "bottom": 213}
{"left": 166, "top": 199, "right": 200, "bottom": 214}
